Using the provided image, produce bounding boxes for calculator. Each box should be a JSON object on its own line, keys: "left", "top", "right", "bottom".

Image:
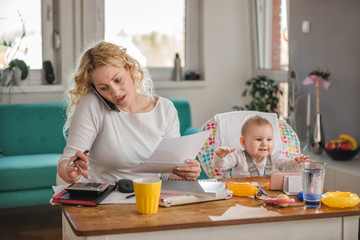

{"left": 65, "top": 182, "right": 110, "bottom": 193}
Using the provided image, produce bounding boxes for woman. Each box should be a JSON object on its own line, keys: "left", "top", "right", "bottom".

{"left": 57, "top": 41, "right": 201, "bottom": 184}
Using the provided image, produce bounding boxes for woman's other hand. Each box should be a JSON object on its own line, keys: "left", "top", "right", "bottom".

{"left": 172, "top": 159, "right": 201, "bottom": 181}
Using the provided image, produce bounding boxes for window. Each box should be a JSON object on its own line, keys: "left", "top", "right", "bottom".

{"left": 0, "top": 0, "right": 57, "bottom": 86}
{"left": 1, "top": 0, "right": 201, "bottom": 88}
{"left": 105, "top": 0, "right": 185, "bottom": 68}
{"left": 0, "top": 0, "right": 41, "bottom": 69}
{"left": 251, "top": 0, "right": 289, "bottom": 119}
{"left": 252, "top": 0, "right": 288, "bottom": 82}
{"left": 255, "top": 0, "right": 288, "bottom": 71}
{"left": 104, "top": 0, "right": 202, "bottom": 81}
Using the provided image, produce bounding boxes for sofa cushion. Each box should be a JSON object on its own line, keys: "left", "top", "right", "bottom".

{"left": 0, "top": 154, "right": 61, "bottom": 191}
{"left": 0, "top": 188, "right": 54, "bottom": 209}
{"left": 0, "top": 103, "right": 67, "bottom": 156}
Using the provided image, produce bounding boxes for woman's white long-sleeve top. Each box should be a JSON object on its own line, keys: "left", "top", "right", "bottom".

{"left": 58, "top": 92, "right": 180, "bottom": 183}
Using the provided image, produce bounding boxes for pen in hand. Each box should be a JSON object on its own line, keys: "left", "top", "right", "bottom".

{"left": 70, "top": 150, "right": 89, "bottom": 165}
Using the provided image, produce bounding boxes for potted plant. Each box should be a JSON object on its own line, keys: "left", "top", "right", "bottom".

{"left": 0, "top": 59, "right": 29, "bottom": 87}
{"left": 233, "top": 75, "right": 283, "bottom": 114}
{"left": 0, "top": 58, "right": 29, "bottom": 86}
{"left": 0, "top": 11, "right": 29, "bottom": 88}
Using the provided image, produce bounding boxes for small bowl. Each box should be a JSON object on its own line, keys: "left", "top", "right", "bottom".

{"left": 324, "top": 148, "right": 359, "bottom": 161}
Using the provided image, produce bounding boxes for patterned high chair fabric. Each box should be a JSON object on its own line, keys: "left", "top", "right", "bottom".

{"left": 197, "top": 113, "right": 300, "bottom": 179}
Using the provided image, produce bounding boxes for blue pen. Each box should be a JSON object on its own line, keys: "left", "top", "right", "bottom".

{"left": 70, "top": 150, "right": 89, "bottom": 165}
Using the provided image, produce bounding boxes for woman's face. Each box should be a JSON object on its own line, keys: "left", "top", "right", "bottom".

{"left": 91, "top": 65, "right": 136, "bottom": 111}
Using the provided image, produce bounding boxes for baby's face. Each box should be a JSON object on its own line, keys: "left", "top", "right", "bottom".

{"left": 241, "top": 124, "right": 274, "bottom": 162}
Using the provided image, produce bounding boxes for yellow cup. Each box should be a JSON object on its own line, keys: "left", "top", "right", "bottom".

{"left": 133, "top": 178, "right": 162, "bottom": 214}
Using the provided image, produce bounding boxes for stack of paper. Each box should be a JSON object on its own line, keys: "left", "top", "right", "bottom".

{"left": 161, "top": 179, "right": 226, "bottom": 198}
{"left": 160, "top": 189, "right": 232, "bottom": 207}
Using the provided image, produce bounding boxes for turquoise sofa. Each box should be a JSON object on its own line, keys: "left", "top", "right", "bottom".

{"left": 170, "top": 98, "right": 199, "bottom": 136}
{"left": 0, "top": 98, "right": 199, "bottom": 209}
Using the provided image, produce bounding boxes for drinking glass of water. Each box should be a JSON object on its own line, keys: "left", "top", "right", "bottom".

{"left": 300, "top": 161, "right": 326, "bottom": 209}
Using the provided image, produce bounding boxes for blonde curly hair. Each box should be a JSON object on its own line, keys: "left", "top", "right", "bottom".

{"left": 63, "top": 41, "right": 154, "bottom": 137}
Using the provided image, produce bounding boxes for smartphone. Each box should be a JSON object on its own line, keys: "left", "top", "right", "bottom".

{"left": 90, "top": 84, "right": 119, "bottom": 111}
{"left": 270, "top": 172, "right": 301, "bottom": 190}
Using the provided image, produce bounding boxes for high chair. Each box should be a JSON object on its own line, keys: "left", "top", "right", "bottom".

{"left": 197, "top": 111, "right": 300, "bottom": 178}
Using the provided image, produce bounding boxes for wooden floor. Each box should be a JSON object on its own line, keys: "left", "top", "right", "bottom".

{"left": 0, "top": 204, "right": 62, "bottom": 240}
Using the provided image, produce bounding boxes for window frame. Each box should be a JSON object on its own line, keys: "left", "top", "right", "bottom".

{"left": 87, "top": 0, "right": 203, "bottom": 82}
{"left": 250, "top": 0, "right": 289, "bottom": 83}
{"left": 148, "top": 0, "right": 203, "bottom": 82}
{"left": 0, "top": 0, "right": 58, "bottom": 86}
{"left": 24, "top": 0, "right": 58, "bottom": 85}
{"left": 5, "top": 0, "right": 203, "bottom": 91}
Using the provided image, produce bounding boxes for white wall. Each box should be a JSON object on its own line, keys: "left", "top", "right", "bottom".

{"left": 156, "top": 0, "right": 253, "bottom": 128}
{"left": 2, "top": 0, "right": 253, "bottom": 129}
{"left": 289, "top": 0, "right": 360, "bottom": 142}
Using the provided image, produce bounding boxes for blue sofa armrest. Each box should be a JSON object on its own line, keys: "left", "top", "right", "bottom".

{"left": 168, "top": 98, "right": 208, "bottom": 179}
{"left": 169, "top": 98, "right": 198, "bottom": 136}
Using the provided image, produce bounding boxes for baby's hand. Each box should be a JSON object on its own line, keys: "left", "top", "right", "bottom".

{"left": 214, "top": 147, "right": 236, "bottom": 158}
{"left": 291, "top": 154, "right": 314, "bottom": 163}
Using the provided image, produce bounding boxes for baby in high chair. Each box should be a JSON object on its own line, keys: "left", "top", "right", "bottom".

{"left": 214, "top": 115, "right": 313, "bottom": 177}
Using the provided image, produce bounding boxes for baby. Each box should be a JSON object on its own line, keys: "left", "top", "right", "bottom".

{"left": 214, "top": 115, "right": 313, "bottom": 177}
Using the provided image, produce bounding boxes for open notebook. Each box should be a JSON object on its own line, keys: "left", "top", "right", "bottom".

{"left": 161, "top": 179, "right": 226, "bottom": 197}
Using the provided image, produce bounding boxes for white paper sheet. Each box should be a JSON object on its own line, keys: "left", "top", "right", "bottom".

{"left": 100, "top": 191, "right": 136, "bottom": 204}
{"left": 131, "top": 131, "right": 212, "bottom": 173}
{"left": 209, "top": 204, "right": 281, "bottom": 221}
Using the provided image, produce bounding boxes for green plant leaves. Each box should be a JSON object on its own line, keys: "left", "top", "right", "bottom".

{"left": 238, "top": 75, "right": 283, "bottom": 114}
{"left": 8, "top": 59, "right": 28, "bottom": 80}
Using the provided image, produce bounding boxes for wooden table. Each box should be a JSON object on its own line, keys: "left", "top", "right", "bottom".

{"left": 62, "top": 177, "right": 360, "bottom": 240}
